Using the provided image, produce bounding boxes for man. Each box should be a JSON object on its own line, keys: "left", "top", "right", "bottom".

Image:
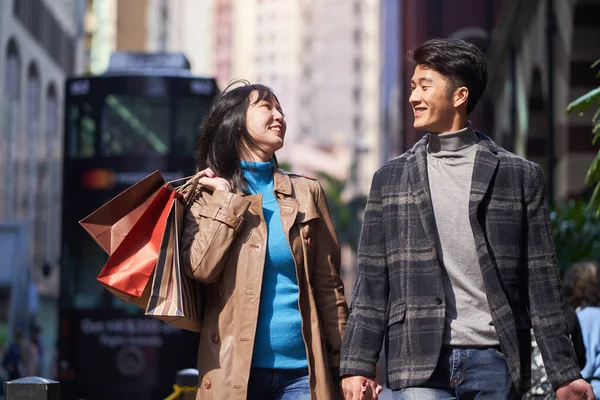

{"left": 340, "top": 38, "right": 594, "bottom": 399}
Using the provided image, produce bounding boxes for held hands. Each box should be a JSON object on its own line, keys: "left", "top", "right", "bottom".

{"left": 341, "top": 375, "right": 383, "bottom": 400}
{"left": 196, "top": 168, "right": 232, "bottom": 193}
{"left": 555, "top": 379, "right": 595, "bottom": 400}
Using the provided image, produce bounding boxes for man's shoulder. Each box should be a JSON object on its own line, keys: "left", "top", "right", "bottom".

{"left": 372, "top": 153, "right": 410, "bottom": 180}
{"left": 475, "top": 131, "right": 541, "bottom": 171}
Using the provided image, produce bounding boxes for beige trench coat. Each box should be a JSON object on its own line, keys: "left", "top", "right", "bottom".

{"left": 180, "top": 170, "right": 349, "bottom": 399}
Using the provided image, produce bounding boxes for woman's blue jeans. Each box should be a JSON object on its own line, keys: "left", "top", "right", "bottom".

{"left": 247, "top": 367, "right": 311, "bottom": 400}
{"left": 393, "top": 347, "right": 519, "bottom": 399}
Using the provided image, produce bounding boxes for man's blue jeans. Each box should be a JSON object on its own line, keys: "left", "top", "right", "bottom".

{"left": 247, "top": 367, "right": 310, "bottom": 400}
{"left": 393, "top": 347, "right": 519, "bottom": 399}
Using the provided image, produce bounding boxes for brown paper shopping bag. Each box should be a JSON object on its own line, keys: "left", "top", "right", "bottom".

{"left": 146, "top": 199, "right": 203, "bottom": 332}
{"left": 96, "top": 184, "right": 179, "bottom": 303}
{"left": 79, "top": 170, "right": 166, "bottom": 255}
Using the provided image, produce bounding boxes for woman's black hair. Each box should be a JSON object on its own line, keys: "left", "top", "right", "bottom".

{"left": 408, "top": 38, "right": 488, "bottom": 114}
{"left": 194, "top": 79, "right": 280, "bottom": 195}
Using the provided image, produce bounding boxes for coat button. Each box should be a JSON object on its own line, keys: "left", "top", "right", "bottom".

{"left": 204, "top": 379, "right": 211, "bottom": 389}
{"left": 212, "top": 333, "right": 219, "bottom": 344}
{"left": 435, "top": 296, "right": 443, "bottom": 305}
{"left": 217, "top": 289, "right": 223, "bottom": 299}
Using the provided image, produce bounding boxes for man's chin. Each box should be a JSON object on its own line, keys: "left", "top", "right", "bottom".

{"left": 413, "top": 122, "right": 430, "bottom": 131}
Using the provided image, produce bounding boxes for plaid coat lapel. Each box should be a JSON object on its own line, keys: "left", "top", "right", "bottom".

{"left": 407, "top": 136, "right": 438, "bottom": 257}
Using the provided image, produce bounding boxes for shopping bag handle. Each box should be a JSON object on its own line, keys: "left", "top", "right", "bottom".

{"left": 169, "top": 173, "right": 203, "bottom": 211}
{"left": 167, "top": 175, "right": 195, "bottom": 184}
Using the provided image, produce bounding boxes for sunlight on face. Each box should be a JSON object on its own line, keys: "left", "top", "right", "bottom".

{"left": 409, "top": 65, "right": 460, "bottom": 134}
{"left": 244, "top": 90, "right": 287, "bottom": 161}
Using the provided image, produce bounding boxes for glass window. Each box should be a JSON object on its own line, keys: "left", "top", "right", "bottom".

{"left": 68, "top": 101, "right": 97, "bottom": 158}
{"left": 46, "top": 84, "right": 60, "bottom": 267}
{"left": 2, "top": 39, "right": 21, "bottom": 220}
{"left": 174, "top": 96, "right": 213, "bottom": 156}
{"left": 102, "top": 95, "right": 170, "bottom": 156}
{"left": 27, "top": 64, "right": 41, "bottom": 196}
{"left": 27, "top": 63, "right": 44, "bottom": 266}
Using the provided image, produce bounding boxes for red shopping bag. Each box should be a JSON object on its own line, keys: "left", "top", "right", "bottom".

{"left": 97, "top": 184, "right": 181, "bottom": 301}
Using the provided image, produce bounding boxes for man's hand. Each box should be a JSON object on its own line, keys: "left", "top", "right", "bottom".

{"left": 555, "top": 379, "right": 595, "bottom": 400}
{"left": 341, "top": 375, "right": 383, "bottom": 400}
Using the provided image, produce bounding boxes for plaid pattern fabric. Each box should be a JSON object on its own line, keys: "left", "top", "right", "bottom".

{"left": 340, "top": 132, "right": 582, "bottom": 392}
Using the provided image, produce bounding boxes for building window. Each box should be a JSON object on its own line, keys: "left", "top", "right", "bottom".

{"left": 354, "top": 116, "right": 361, "bottom": 132}
{"left": 353, "top": 29, "right": 362, "bottom": 45}
{"left": 46, "top": 83, "right": 60, "bottom": 267}
{"left": 353, "top": 86, "right": 362, "bottom": 103}
{"left": 27, "top": 63, "right": 43, "bottom": 266}
{"left": 2, "top": 39, "right": 21, "bottom": 219}
{"left": 354, "top": 58, "right": 362, "bottom": 74}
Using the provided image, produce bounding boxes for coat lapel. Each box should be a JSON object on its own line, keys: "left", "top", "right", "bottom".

{"left": 273, "top": 171, "right": 299, "bottom": 235}
{"left": 407, "top": 136, "right": 439, "bottom": 253}
{"left": 469, "top": 136, "right": 499, "bottom": 215}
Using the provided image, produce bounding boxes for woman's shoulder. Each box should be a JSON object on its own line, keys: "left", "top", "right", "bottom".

{"left": 276, "top": 168, "right": 318, "bottom": 181}
{"left": 577, "top": 307, "right": 600, "bottom": 327}
{"left": 275, "top": 168, "right": 323, "bottom": 198}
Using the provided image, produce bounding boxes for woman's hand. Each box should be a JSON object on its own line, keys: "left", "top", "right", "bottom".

{"left": 341, "top": 376, "right": 382, "bottom": 399}
{"left": 196, "top": 168, "right": 232, "bottom": 192}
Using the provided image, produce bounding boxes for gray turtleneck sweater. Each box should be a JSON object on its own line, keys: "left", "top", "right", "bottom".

{"left": 427, "top": 124, "right": 499, "bottom": 346}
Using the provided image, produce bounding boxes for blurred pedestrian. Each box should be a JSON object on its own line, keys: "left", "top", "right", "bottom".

{"left": 24, "top": 325, "right": 43, "bottom": 377}
{"left": 340, "top": 38, "right": 594, "bottom": 400}
{"left": 180, "top": 80, "right": 348, "bottom": 399}
{"left": 563, "top": 260, "right": 600, "bottom": 398}
{"left": 524, "top": 303, "right": 587, "bottom": 399}
{"left": 2, "top": 331, "right": 24, "bottom": 381}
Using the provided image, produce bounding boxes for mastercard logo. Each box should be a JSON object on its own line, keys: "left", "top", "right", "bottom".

{"left": 81, "top": 169, "right": 116, "bottom": 189}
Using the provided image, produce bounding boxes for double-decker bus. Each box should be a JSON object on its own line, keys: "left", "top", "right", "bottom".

{"left": 59, "top": 53, "right": 217, "bottom": 400}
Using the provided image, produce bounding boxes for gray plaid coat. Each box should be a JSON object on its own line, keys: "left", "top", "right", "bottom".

{"left": 340, "top": 132, "right": 582, "bottom": 393}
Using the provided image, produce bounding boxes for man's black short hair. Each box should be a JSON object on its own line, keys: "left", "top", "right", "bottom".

{"left": 408, "top": 38, "right": 488, "bottom": 114}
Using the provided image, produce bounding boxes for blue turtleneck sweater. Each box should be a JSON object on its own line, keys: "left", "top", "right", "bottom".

{"left": 241, "top": 159, "right": 307, "bottom": 369}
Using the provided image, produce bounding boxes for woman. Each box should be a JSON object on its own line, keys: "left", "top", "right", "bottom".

{"left": 563, "top": 260, "right": 600, "bottom": 398}
{"left": 181, "top": 80, "right": 349, "bottom": 399}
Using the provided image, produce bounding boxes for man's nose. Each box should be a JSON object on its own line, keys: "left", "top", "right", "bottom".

{"left": 409, "top": 89, "right": 420, "bottom": 105}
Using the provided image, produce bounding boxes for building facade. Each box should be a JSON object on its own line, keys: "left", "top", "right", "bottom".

{"left": 217, "top": 0, "right": 386, "bottom": 192}
{"left": 487, "top": 0, "right": 600, "bottom": 202}
{"left": 396, "top": 0, "right": 504, "bottom": 153}
{"left": 0, "top": 0, "right": 83, "bottom": 378}
{"left": 84, "top": 0, "right": 213, "bottom": 77}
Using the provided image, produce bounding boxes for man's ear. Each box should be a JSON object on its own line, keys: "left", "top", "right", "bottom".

{"left": 454, "top": 86, "right": 469, "bottom": 109}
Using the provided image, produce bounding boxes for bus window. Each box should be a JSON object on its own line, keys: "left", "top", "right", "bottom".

{"left": 174, "top": 96, "right": 213, "bottom": 155}
{"left": 102, "top": 95, "right": 170, "bottom": 156}
{"left": 68, "top": 102, "right": 97, "bottom": 158}
{"left": 69, "top": 235, "right": 140, "bottom": 314}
